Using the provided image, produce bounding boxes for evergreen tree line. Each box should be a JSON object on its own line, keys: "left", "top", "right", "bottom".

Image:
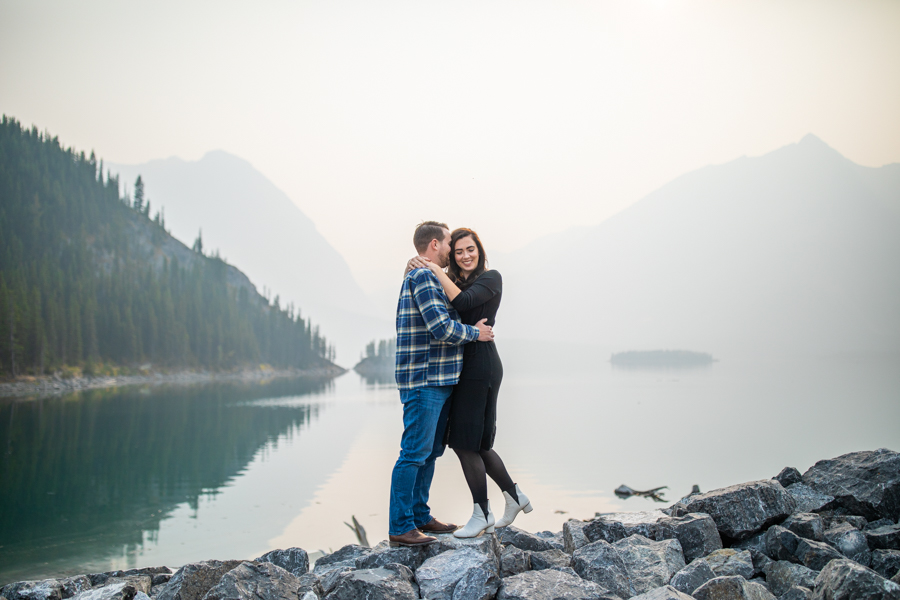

{"left": 0, "top": 116, "right": 334, "bottom": 376}
{"left": 363, "top": 337, "right": 396, "bottom": 362}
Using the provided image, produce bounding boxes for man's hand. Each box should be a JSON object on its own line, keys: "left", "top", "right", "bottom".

{"left": 475, "top": 318, "right": 494, "bottom": 342}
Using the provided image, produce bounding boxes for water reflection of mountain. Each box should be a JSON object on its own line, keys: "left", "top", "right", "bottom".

{"left": 0, "top": 377, "right": 332, "bottom": 583}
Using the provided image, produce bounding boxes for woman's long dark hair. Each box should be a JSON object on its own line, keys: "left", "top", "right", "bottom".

{"left": 447, "top": 228, "right": 488, "bottom": 288}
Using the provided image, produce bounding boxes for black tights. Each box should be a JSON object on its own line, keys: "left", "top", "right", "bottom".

{"left": 454, "top": 448, "right": 516, "bottom": 516}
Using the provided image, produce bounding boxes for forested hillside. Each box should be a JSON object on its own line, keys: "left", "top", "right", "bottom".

{"left": 0, "top": 117, "right": 334, "bottom": 376}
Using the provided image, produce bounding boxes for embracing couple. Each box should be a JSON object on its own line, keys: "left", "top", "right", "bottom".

{"left": 388, "top": 221, "right": 531, "bottom": 547}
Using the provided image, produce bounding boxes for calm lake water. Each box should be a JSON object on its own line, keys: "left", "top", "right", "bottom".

{"left": 2, "top": 342, "right": 899, "bottom": 585}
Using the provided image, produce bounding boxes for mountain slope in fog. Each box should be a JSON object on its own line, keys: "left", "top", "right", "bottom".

{"left": 110, "top": 152, "right": 392, "bottom": 365}
{"left": 500, "top": 134, "right": 900, "bottom": 357}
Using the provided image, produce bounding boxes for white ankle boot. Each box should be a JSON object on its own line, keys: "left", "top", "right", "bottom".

{"left": 454, "top": 501, "right": 495, "bottom": 538}
{"left": 495, "top": 484, "right": 533, "bottom": 528}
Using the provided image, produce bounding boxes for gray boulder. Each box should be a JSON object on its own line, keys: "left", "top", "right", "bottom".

{"left": 823, "top": 515, "right": 867, "bottom": 530}
{"left": 612, "top": 535, "right": 686, "bottom": 597}
{"left": 784, "top": 513, "right": 825, "bottom": 541}
{"left": 811, "top": 558, "right": 900, "bottom": 599}
{"left": 732, "top": 531, "right": 768, "bottom": 557}
{"left": 824, "top": 523, "right": 871, "bottom": 566}
{"left": 780, "top": 587, "right": 812, "bottom": 600}
{"left": 867, "top": 518, "right": 896, "bottom": 531}
{"left": 693, "top": 576, "right": 776, "bottom": 600}
{"left": 500, "top": 545, "right": 531, "bottom": 578}
{"left": 776, "top": 467, "right": 803, "bottom": 488}
{"left": 785, "top": 484, "right": 835, "bottom": 514}
{"left": 766, "top": 526, "right": 803, "bottom": 561}
{"left": 432, "top": 532, "right": 502, "bottom": 566}
{"left": 2, "top": 578, "right": 93, "bottom": 600}
{"left": 872, "top": 550, "right": 900, "bottom": 579}
{"left": 318, "top": 569, "right": 353, "bottom": 598}
{"left": 670, "top": 480, "right": 796, "bottom": 541}
{"left": 90, "top": 571, "right": 170, "bottom": 589}
{"left": 564, "top": 520, "right": 591, "bottom": 554}
{"left": 498, "top": 526, "right": 560, "bottom": 552}
{"left": 100, "top": 579, "right": 151, "bottom": 597}
{"left": 867, "top": 524, "right": 900, "bottom": 550}
{"left": 254, "top": 548, "right": 310, "bottom": 576}
{"left": 355, "top": 540, "right": 437, "bottom": 572}
{"left": 416, "top": 548, "right": 497, "bottom": 600}
{"left": 157, "top": 560, "right": 243, "bottom": 600}
{"left": 313, "top": 545, "right": 371, "bottom": 577}
{"left": 584, "top": 511, "right": 668, "bottom": 545}
{"left": 763, "top": 561, "right": 818, "bottom": 596}
{"left": 450, "top": 566, "right": 501, "bottom": 600}
{"left": 669, "top": 560, "right": 716, "bottom": 595}
{"left": 497, "top": 570, "right": 616, "bottom": 600}
{"left": 534, "top": 530, "right": 566, "bottom": 550}
{"left": 571, "top": 540, "right": 633, "bottom": 598}
{"left": 530, "top": 549, "right": 571, "bottom": 571}
{"left": 324, "top": 563, "right": 418, "bottom": 600}
{"left": 629, "top": 586, "right": 694, "bottom": 600}
{"left": 295, "top": 575, "right": 323, "bottom": 600}
{"left": 703, "top": 549, "right": 754, "bottom": 579}
{"left": 801, "top": 449, "right": 900, "bottom": 521}
{"left": 795, "top": 538, "right": 846, "bottom": 571}
{"left": 657, "top": 514, "right": 722, "bottom": 564}
{"left": 69, "top": 582, "right": 142, "bottom": 600}
{"left": 202, "top": 561, "right": 301, "bottom": 600}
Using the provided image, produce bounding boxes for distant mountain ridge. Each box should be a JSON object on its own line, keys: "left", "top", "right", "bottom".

{"left": 110, "top": 152, "right": 392, "bottom": 365}
{"left": 499, "top": 134, "right": 900, "bottom": 357}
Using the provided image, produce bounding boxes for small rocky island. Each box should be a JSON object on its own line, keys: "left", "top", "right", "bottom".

{"left": 3, "top": 449, "right": 900, "bottom": 600}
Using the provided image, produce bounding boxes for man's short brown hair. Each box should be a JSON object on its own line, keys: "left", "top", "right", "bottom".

{"left": 413, "top": 221, "right": 449, "bottom": 253}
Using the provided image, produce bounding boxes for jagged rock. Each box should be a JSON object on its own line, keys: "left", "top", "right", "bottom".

{"left": 785, "top": 484, "right": 835, "bottom": 514}
{"left": 784, "top": 513, "right": 825, "bottom": 541}
{"left": 355, "top": 540, "right": 437, "bottom": 571}
{"left": 2, "top": 577, "right": 93, "bottom": 600}
{"left": 795, "top": 537, "right": 846, "bottom": 571}
{"left": 324, "top": 563, "right": 418, "bottom": 600}
{"left": 553, "top": 567, "right": 580, "bottom": 577}
{"left": 496, "top": 569, "right": 616, "bottom": 600}
{"left": 766, "top": 526, "right": 803, "bottom": 561}
{"left": 90, "top": 571, "right": 171, "bottom": 589}
{"left": 776, "top": 467, "right": 803, "bottom": 488}
{"left": 156, "top": 561, "right": 242, "bottom": 600}
{"left": 71, "top": 581, "right": 144, "bottom": 600}
{"left": 319, "top": 569, "right": 353, "bottom": 597}
{"left": 801, "top": 449, "right": 900, "bottom": 521}
{"left": 564, "top": 520, "right": 591, "bottom": 554}
{"left": 584, "top": 511, "right": 668, "bottom": 545}
{"left": 534, "top": 530, "right": 566, "bottom": 550}
{"left": 103, "top": 579, "right": 151, "bottom": 596}
{"left": 893, "top": 569, "right": 900, "bottom": 584}
{"left": 872, "top": 550, "right": 900, "bottom": 579}
{"left": 530, "top": 549, "right": 571, "bottom": 571}
{"left": 867, "top": 518, "right": 897, "bottom": 531}
{"left": 780, "top": 586, "right": 812, "bottom": 600}
{"left": 571, "top": 540, "right": 633, "bottom": 598}
{"left": 295, "top": 574, "right": 323, "bottom": 600}
{"left": 703, "top": 549, "right": 754, "bottom": 580}
{"left": 747, "top": 577, "right": 770, "bottom": 593}
{"left": 500, "top": 546, "right": 531, "bottom": 578}
{"left": 748, "top": 550, "right": 772, "bottom": 576}
{"left": 202, "top": 561, "right": 302, "bottom": 600}
{"left": 416, "top": 548, "right": 497, "bottom": 600}
{"left": 451, "top": 565, "right": 501, "bottom": 600}
{"left": 867, "top": 524, "right": 900, "bottom": 550}
{"left": 498, "top": 526, "right": 559, "bottom": 552}
{"left": 823, "top": 515, "right": 867, "bottom": 530}
{"left": 733, "top": 531, "right": 767, "bottom": 556}
{"left": 613, "top": 535, "right": 686, "bottom": 597}
{"left": 254, "top": 548, "right": 310, "bottom": 576}
{"left": 630, "top": 586, "right": 695, "bottom": 600}
{"left": 313, "top": 545, "right": 371, "bottom": 576}
{"left": 763, "top": 561, "right": 819, "bottom": 596}
{"left": 824, "top": 522, "right": 871, "bottom": 566}
{"left": 669, "top": 559, "right": 716, "bottom": 595}
{"left": 657, "top": 514, "right": 722, "bottom": 564}
{"left": 811, "top": 558, "right": 900, "bottom": 599}
{"left": 433, "top": 532, "right": 502, "bottom": 566}
{"left": 693, "top": 576, "right": 776, "bottom": 600}
{"left": 670, "top": 480, "right": 796, "bottom": 541}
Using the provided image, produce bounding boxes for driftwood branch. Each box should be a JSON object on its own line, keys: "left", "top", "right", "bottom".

{"left": 344, "top": 515, "right": 369, "bottom": 547}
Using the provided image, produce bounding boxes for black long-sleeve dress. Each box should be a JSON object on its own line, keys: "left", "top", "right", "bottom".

{"left": 447, "top": 270, "right": 503, "bottom": 451}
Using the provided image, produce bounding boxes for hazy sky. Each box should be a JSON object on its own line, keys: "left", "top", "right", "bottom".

{"left": 2, "top": 0, "right": 899, "bottom": 294}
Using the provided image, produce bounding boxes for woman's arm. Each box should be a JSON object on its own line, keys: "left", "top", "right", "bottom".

{"left": 450, "top": 271, "right": 501, "bottom": 312}
{"left": 427, "top": 262, "right": 462, "bottom": 301}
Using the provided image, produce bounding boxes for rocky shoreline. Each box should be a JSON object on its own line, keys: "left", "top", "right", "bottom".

{"left": 0, "top": 365, "right": 346, "bottom": 399}
{"left": 3, "top": 448, "right": 900, "bottom": 600}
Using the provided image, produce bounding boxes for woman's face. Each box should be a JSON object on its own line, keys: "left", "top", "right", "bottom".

{"left": 453, "top": 235, "right": 479, "bottom": 276}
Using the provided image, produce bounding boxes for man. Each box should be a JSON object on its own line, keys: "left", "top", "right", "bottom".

{"left": 389, "top": 221, "right": 494, "bottom": 546}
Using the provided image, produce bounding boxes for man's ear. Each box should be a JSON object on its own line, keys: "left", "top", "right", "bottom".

{"left": 430, "top": 238, "right": 439, "bottom": 252}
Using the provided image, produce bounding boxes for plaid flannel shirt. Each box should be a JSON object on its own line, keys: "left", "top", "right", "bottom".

{"left": 395, "top": 268, "right": 479, "bottom": 390}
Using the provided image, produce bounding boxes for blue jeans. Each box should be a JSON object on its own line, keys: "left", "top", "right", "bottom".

{"left": 389, "top": 385, "right": 453, "bottom": 535}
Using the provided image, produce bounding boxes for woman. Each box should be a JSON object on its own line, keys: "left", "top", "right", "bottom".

{"left": 408, "top": 228, "right": 531, "bottom": 538}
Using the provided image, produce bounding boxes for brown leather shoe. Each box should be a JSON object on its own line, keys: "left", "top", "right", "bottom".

{"left": 418, "top": 517, "right": 459, "bottom": 534}
{"left": 389, "top": 529, "right": 437, "bottom": 547}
